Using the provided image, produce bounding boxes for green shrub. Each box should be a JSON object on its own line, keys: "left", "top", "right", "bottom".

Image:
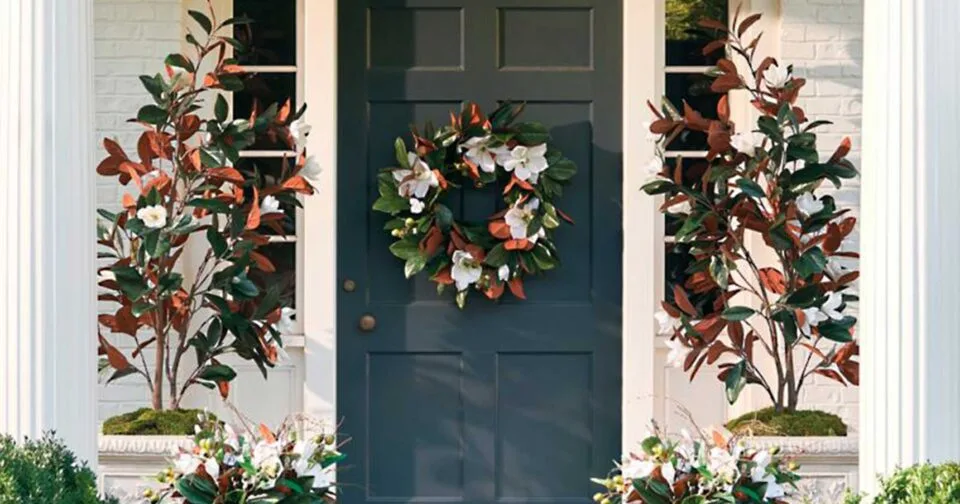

{"left": 846, "top": 463, "right": 960, "bottom": 503}
{"left": 102, "top": 407, "right": 214, "bottom": 435}
{"left": 726, "top": 407, "right": 848, "bottom": 437}
{"left": 0, "top": 434, "right": 117, "bottom": 504}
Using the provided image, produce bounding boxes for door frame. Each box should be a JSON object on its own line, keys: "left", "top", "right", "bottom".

{"left": 299, "top": 0, "right": 774, "bottom": 451}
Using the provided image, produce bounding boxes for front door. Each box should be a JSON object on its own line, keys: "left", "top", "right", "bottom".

{"left": 337, "top": 2, "right": 623, "bottom": 503}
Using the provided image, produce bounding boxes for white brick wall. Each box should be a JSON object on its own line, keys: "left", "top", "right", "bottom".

{"left": 94, "top": 0, "right": 184, "bottom": 422}
{"left": 782, "top": 0, "right": 863, "bottom": 432}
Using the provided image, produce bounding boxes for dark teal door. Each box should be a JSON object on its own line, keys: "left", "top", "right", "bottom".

{"left": 337, "top": 2, "right": 622, "bottom": 503}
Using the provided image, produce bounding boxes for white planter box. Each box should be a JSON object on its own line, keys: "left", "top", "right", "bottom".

{"left": 98, "top": 435, "right": 191, "bottom": 501}
{"left": 746, "top": 437, "right": 859, "bottom": 503}
{"left": 96, "top": 434, "right": 859, "bottom": 503}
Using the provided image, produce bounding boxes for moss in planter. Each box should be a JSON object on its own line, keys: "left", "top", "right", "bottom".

{"left": 725, "top": 407, "right": 847, "bottom": 437}
{"left": 102, "top": 408, "right": 215, "bottom": 436}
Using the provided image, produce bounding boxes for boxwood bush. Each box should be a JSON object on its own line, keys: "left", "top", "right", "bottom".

{"left": 0, "top": 434, "right": 117, "bottom": 504}
{"left": 845, "top": 463, "right": 960, "bottom": 503}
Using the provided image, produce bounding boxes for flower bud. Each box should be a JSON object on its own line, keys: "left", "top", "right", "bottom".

{"left": 592, "top": 493, "right": 605, "bottom": 502}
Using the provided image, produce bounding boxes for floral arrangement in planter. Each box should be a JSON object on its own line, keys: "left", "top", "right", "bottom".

{"left": 95, "top": 4, "right": 318, "bottom": 413}
{"left": 142, "top": 411, "right": 343, "bottom": 503}
{"left": 645, "top": 10, "right": 860, "bottom": 417}
{"left": 592, "top": 422, "right": 801, "bottom": 504}
{"left": 372, "top": 102, "right": 577, "bottom": 309}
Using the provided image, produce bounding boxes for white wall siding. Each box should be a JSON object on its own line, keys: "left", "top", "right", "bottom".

{"left": 782, "top": 0, "right": 863, "bottom": 432}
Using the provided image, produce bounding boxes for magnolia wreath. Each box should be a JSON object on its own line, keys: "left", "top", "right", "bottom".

{"left": 372, "top": 102, "right": 578, "bottom": 308}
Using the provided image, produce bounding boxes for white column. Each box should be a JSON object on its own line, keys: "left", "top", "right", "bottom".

{"left": 860, "top": 0, "right": 960, "bottom": 493}
{"left": 0, "top": 0, "right": 98, "bottom": 464}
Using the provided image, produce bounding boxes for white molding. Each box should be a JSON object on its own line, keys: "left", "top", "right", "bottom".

{"left": 0, "top": 0, "right": 98, "bottom": 464}
{"left": 622, "top": 0, "right": 663, "bottom": 450}
{"left": 98, "top": 435, "right": 192, "bottom": 456}
{"left": 301, "top": 0, "right": 338, "bottom": 425}
{"left": 860, "top": 0, "right": 960, "bottom": 493}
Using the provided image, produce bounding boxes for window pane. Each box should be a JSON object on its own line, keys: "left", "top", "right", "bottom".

{"left": 662, "top": 157, "right": 710, "bottom": 236}
{"left": 233, "top": 73, "right": 297, "bottom": 150}
{"left": 665, "top": 243, "right": 721, "bottom": 316}
{"left": 236, "top": 157, "right": 297, "bottom": 235}
{"left": 233, "top": 0, "right": 297, "bottom": 66}
{"left": 249, "top": 242, "right": 297, "bottom": 309}
{"left": 666, "top": 0, "right": 727, "bottom": 66}
{"left": 665, "top": 73, "right": 721, "bottom": 152}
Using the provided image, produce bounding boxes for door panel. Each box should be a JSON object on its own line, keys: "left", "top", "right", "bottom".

{"left": 337, "top": 2, "right": 622, "bottom": 503}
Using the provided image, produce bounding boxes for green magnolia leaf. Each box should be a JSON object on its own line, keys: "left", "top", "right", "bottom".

{"left": 794, "top": 247, "right": 828, "bottom": 279}
{"left": 187, "top": 198, "right": 231, "bottom": 213}
{"left": 818, "top": 318, "right": 854, "bottom": 342}
{"left": 484, "top": 244, "right": 510, "bottom": 268}
{"left": 137, "top": 105, "right": 168, "bottom": 125}
{"left": 514, "top": 122, "right": 550, "bottom": 145}
{"left": 640, "top": 436, "right": 662, "bottom": 456}
{"left": 736, "top": 178, "right": 766, "bottom": 199}
{"left": 435, "top": 204, "right": 454, "bottom": 232}
{"left": 773, "top": 309, "right": 800, "bottom": 345}
{"left": 206, "top": 227, "right": 228, "bottom": 257}
{"left": 709, "top": 256, "right": 729, "bottom": 290}
{"left": 389, "top": 239, "right": 420, "bottom": 261}
{"left": 785, "top": 284, "right": 821, "bottom": 308}
{"left": 395, "top": 138, "right": 409, "bottom": 168}
{"left": 372, "top": 194, "right": 410, "bottom": 215}
{"left": 725, "top": 360, "right": 748, "bottom": 404}
{"left": 230, "top": 273, "right": 260, "bottom": 299}
{"left": 404, "top": 255, "right": 426, "bottom": 279}
{"left": 164, "top": 53, "right": 194, "bottom": 73}
{"left": 111, "top": 265, "right": 148, "bottom": 301}
{"left": 158, "top": 272, "right": 183, "bottom": 297}
{"left": 198, "top": 364, "right": 237, "bottom": 382}
{"left": 206, "top": 318, "right": 223, "bottom": 348}
{"left": 722, "top": 306, "right": 756, "bottom": 321}
{"left": 757, "top": 116, "right": 782, "bottom": 141}
{"left": 214, "top": 94, "right": 229, "bottom": 122}
{"left": 187, "top": 9, "right": 213, "bottom": 34}
{"left": 138, "top": 74, "right": 164, "bottom": 101}
{"left": 175, "top": 474, "right": 217, "bottom": 504}
{"left": 546, "top": 158, "right": 577, "bottom": 181}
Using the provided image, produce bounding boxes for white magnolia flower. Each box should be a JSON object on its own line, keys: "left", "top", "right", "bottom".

{"left": 665, "top": 338, "right": 690, "bottom": 368}
{"left": 764, "top": 64, "right": 791, "bottom": 89}
{"left": 173, "top": 453, "right": 201, "bottom": 475}
{"left": 252, "top": 440, "right": 282, "bottom": 475}
{"left": 498, "top": 264, "right": 510, "bottom": 282}
{"left": 301, "top": 155, "right": 322, "bottom": 184}
{"left": 621, "top": 457, "right": 656, "bottom": 480}
{"left": 661, "top": 461, "right": 676, "bottom": 485}
{"left": 137, "top": 205, "right": 168, "bottom": 229}
{"left": 730, "top": 132, "right": 765, "bottom": 157}
{"left": 655, "top": 310, "right": 679, "bottom": 336}
{"left": 643, "top": 157, "right": 667, "bottom": 184}
{"left": 451, "top": 250, "right": 482, "bottom": 292}
{"left": 289, "top": 118, "right": 312, "bottom": 152}
{"left": 394, "top": 153, "right": 439, "bottom": 198}
{"left": 504, "top": 198, "right": 545, "bottom": 243}
{"left": 409, "top": 198, "right": 425, "bottom": 214}
{"left": 461, "top": 136, "right": 498, "bottom": 173}
{"left": 278, "top": 307, "right": 296, "bottom": 334}
{"left": 261, "top": 195, "right": 282, "bottom": 215}
{"left": 825, "top": 256, "right": 848, "bottom": 280}
{"left": 799, "top": 306, "right": 828, "bottom": 336}
{"left": 203, "top": 457, "right": 220, "bottom": 480}
{"left": 750, "top": 451, "right": 785, "bottom": 499}
{"left": 707, "top": 446, "right": 740, "bottom": 483}
{"left": 821, "top": 291, "right": 845, "bottom": 320}
{"left": 496, "top": 144, "right": 549, "bottom": 182}
{"left": 796, "top": 192, "right": 824, "bottom": 216}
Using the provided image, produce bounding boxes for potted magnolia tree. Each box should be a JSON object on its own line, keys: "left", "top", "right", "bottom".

{"left": 645, "top": 10, "right": 859, "bottom": 437}
{"left": 96, "top": 4, "right": 318, "bottom": 435}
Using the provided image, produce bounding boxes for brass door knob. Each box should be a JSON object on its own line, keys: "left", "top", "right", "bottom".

{"left": 358, "top": 314, "right": 377, "bottom": 332}
{"left": 343, "top": 279, "right": 356, "bottom": 292}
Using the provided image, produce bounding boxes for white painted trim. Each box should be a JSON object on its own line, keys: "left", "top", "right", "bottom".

{"left": 860, "top": 0, "right": 960, "bottom": 491}
{"left": 0, "top": 0, "right": 98, "bottom": 463}
{"left": 301, "top": 0, "right": 338, "bottom": 425}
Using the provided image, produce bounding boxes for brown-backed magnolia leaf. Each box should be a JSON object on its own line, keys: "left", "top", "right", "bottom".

{"left": 737, "top": 13, "right": 762, "bottom": 38}
{"left": 673, "top": 284, "right": 698, "bottom": 317}
{"left": 507, "top": 278, "right": 526, "bottom": 299}
{"left": 830, "top": 137, "right": 853, "bottom": 163}
{"left": 814, "top": 368, "right": 846, "bottom": 384}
